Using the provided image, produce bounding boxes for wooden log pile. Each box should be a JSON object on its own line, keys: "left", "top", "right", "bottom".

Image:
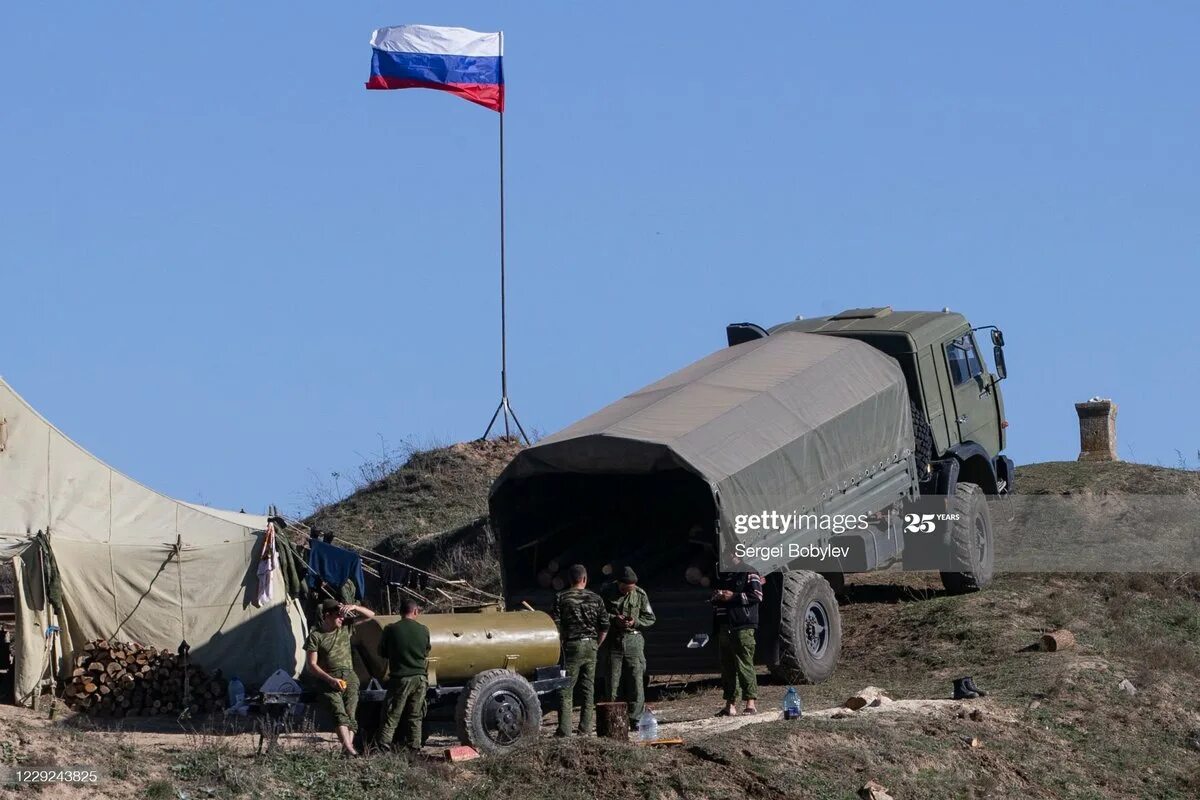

{"left": 62, "top": 639, "right": 227, "bottom": 717}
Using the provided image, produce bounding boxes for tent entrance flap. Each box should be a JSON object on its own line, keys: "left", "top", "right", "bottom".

{"left": 492, "top": 468, "right": 717, "bottom": 595}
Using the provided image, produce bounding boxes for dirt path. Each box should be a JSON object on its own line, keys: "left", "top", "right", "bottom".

{"left": 661, "top": 696, "right": 974, "bottom": 737}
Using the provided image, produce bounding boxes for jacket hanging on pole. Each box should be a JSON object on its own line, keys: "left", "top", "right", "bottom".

{"left": 306, "top": 540, "right": 366, "bottom": 601}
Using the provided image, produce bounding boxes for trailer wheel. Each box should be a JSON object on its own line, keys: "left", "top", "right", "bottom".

{"left": 454, "top": 669, "right": 542, "bottom": 754}
{"left": 769, "top": 571, "right": 842, "bottom": 685}
{"left": 940, "top": 482, "right": 995, "bottom": 594}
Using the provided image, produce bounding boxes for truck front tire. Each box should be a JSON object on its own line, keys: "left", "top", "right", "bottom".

{"left": 769, "top": 571, "right": 842, "bottom": 685}
{"left": 454, "top": 669, "right": 542, "bottom": 754}
{"left": 939, "top": 482, "right": 995, "bottom": 594}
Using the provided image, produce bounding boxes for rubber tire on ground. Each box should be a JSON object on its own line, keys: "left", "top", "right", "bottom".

{"left": 768, "top": 571, "right": 842, "bottom": 685}
{"left": 939, "top": 482, "right": 995, "bottom": 594}
{"left": 911, "top": 400, "right": 934, "bottom": 475}
{"left": 454, "top": 669, "right": 542, "bottom": 755}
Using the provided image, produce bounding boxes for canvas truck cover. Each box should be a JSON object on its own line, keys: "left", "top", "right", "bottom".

{"left": 0, "top": 377, "right": 307, "bottom": 706}
{"left": 491, "top": 332, "right": 916, "bottom": 571}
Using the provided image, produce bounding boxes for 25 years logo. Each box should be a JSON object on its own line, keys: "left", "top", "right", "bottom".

{"left": 903, "top": 512, "right": 961, "bottom": 533}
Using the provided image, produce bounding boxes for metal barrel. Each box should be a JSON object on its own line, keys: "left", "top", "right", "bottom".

{"left": 352, "top": 609, "right": 560, "bottom": 685}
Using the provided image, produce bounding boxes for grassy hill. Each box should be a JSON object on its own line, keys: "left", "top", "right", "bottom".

{"left": 9, "top": 451, "right": 1194, "bottom": 799}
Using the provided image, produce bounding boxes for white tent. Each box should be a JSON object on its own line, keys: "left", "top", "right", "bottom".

{"left": 0, "top": 377, "right": 306, "bottom": 707}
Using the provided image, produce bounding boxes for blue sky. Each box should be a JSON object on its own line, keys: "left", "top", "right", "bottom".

{"left": 3, "top": 3, "right": 1197, "bottom": 514}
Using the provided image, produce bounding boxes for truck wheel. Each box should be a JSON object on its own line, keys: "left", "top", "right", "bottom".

{"left": 911, "top": 400, "right": 933, "bottom": 475}
{"left": 454, "top": 669, "right": 542, "bottom": 754}
{"left": 769, "top": 571, "right": 842, "bottom": 684}
{"left": 940, "top": 482, "right": 995, "bottom": 594}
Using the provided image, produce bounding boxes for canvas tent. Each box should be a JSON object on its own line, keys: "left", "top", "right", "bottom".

{"left": 0, "top": 377, "right": 306, "bottom": 707}
{"left": 491, "top": 332, "right": 916, "bottom": 545}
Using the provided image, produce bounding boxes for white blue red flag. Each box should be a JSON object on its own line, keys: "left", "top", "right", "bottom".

{"left": 366, "top": 24, "right": 504, "bottom": 112}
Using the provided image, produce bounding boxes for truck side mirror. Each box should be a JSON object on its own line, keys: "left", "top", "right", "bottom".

{"left": 993, "top": 345, "right": 1007, "bottom": 380}
{"left": 991, "top": 329, "right": 1005, "bottom": 348}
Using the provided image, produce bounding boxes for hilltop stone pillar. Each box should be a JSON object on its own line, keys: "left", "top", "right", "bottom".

{"left": 1075, "top": 399, "right": 1118, "bottom": 462}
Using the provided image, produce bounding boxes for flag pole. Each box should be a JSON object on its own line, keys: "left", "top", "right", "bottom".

{"left": 483, "top": 35, "right": 529, "bottom": 444}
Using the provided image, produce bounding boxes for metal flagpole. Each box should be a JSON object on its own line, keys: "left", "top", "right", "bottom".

{"left": 482, "top": 44, "right": 529, "bottom": 443}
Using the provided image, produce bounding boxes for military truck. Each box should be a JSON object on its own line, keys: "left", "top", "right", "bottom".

{"left": 490, "top": 308, "right": 1012, "bottom": 684}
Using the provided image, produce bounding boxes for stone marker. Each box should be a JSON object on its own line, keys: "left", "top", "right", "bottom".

{"left": 1075, "top": 398, "right": 1118, "bottom": 462}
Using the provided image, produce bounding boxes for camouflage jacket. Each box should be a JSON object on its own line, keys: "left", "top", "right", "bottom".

{"left": 601, "top": 584, "right": 657, "bottom": 636}
{"left": 552, "top": 587, "right": 609, "bottom": 642}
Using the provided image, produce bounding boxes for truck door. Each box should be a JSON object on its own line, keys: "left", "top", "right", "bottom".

{"left": 943, "top": 332, "right": 1001, "bottom": 456}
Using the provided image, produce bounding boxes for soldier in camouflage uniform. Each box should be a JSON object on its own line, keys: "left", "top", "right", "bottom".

{"left": 601, "top": 566, "right": 656, "bottom": 727}
{"left": 304, "top": 598, "right": 376, "bottom": 755}
{"left": 551, "top": 564, "right": 609, "bottom": 737}
{"left": 377, "top": 597, "right": 431, "bottom": 752}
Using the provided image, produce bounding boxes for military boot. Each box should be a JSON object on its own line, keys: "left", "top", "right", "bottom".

{"left": 952, "top": 677, "right": 979, "bottom": 700}
{"left": 962, "top": 676, "right": 988, "bottom": 697}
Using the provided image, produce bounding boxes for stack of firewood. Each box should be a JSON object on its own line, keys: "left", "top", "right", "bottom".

{"left": 62, "top": 639, "right": 226, "bottom": 717}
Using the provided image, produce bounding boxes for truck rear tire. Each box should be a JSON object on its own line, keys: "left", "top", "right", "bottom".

{"left": 769, "top": 571, "right": 842, "bottom": 685}
{"left": 939, "top": 482, "right": 995, "bottom": 594}
{"left": 454, "top": 669, "right": 542, "bottom": 754}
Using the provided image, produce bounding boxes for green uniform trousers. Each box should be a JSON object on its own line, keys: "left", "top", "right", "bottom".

{"left": 318, "top": 669, "right": 360, "bottom": 731}
{"left": 378, "top": 675, "right": 428, "bottom": 750}
{"left": 557, "top": 638, "right": 598, "bottom": 736}
{"left": 718, "top": 625, "right": 758, "bottom": 703}
{"left": 603, "top": 633, "right": 646, "bottom": 724}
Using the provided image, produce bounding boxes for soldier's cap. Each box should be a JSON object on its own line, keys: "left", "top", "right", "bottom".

{"left": 319, "top": 598, "right": 341, "bottom": 615}
{"left": 618, "top": 566, "right": 638, "bottom": 584}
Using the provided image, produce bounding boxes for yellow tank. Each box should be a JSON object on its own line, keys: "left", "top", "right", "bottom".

{"left": 352, "top": 609, "right": 561, "bottom": 685}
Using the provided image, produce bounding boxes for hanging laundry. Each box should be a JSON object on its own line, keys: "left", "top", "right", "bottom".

{"left": 306, "top": 539, "right": 366, "bottom": 601}
{"left": 256, "top": 522, "right": 280, "bottom": 606}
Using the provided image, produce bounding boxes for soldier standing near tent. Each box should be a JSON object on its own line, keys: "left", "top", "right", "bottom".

{"left": 551, "top": 564, "right": 608, "bottom": 737}
{"left": 601, "top": 566, "right": 656, "bottom": 728}
{"left": 376, "top": 597, "right": 431, "bottom": 752}
{"left": 712, "top": 571, "right": 762, "bottom": 716}
{"left": 305, "top": 598, "right": 376, "bottom": 756}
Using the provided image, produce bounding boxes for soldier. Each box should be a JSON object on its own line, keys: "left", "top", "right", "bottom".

{"left": 377, "top": 597, "right": 431, "bottom": 752}
{"left": 551, "top": 564, "right": 608, "bottom": 737}
{"left": 304, "top": 598, "right": 376, "bottom": 755}
{"left": 711, "top": 570, "right": 762, "bottom": 716}
{"left": 601, "top": 566, "right": 656, "bottom": 728}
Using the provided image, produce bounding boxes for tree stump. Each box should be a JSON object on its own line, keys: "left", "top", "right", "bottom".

{"left": 1040, "top": 629, "right": 1076, "bottom": 652}
{"left": 596, "top": 702, "right": 629, "bottom": 741}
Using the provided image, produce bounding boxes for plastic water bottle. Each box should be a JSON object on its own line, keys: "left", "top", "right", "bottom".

{"left": 227, "top": 676, "right": 246, "bottom": 709}
{"left": 637, "top": 708, "right": 659, "bottom": 742}
{"left": 783, "top": 686, "right": 802, "bottom": 720}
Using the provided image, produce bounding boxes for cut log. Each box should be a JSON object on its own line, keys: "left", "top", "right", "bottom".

{"left": 1040, "top": 629, "right": 1075, "bottom": 652}
{"left": 596, "top": 702, "right": 629, "bottom": 741}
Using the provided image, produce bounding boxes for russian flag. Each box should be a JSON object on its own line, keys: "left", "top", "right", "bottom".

{"left": 366, "top": 25, "right": 504, "bottom": 112}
